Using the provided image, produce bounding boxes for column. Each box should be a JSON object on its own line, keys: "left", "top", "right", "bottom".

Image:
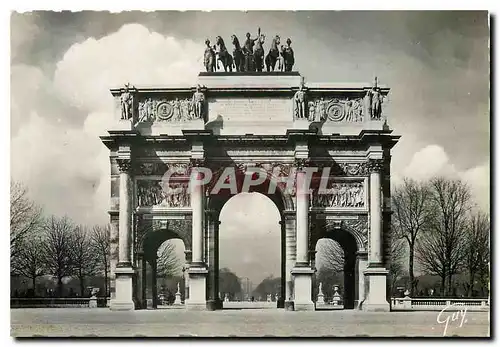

{"left": 187, "top": 161, "right": 208, "bottom": 310}
{"left": 184, "top": 250, "right": 192, "bottom": 305}
{"left": 110, "top": 158, "right": 135, "bottom": 311}
{"left": 152, "top": 257, "right": 158, "bottom": 309}
{"left": 206, "top": 212, "right": 221, "bottom": 310}
{"left": 284, "top": 214, "right": 296, "bottom": 311}
{"left": 134, "top": 252, "right": 146, "bottom": 309}
{"left": 141, "top": 255, "right": 147, "bottom": 309}
{"left": 363, "top": 158, "right": 390, "bottom": 311}
{"left": 291, "top": 162, "right": 315, "bottom": 311}
{"left": 355, "top": 252, "right": 368, "bottom": 309}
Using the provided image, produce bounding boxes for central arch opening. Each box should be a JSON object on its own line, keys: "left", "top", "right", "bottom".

{"left": 218, "top": 192, "right": 283, "bottom": 309}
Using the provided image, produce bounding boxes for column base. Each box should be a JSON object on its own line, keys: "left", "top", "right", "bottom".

{"left": 291, "top": 266, "right": 315, "bottom": 311}
{"left": 186, "top": 266, "right": 208, "bottom": 311}
{"left": 362, "top": 267, "right": 390, "bottom": 312}
{"left": 206, "top": 299, "right": 217, "bottom": 311}
{"left": 294, "top": 302, "right": 315, "bottom": 311}
{"left": 110, "top": 267, "right": 135, "bottom": 311}
{"left": 285, "top": 300, "right": 295, "bottom": 311}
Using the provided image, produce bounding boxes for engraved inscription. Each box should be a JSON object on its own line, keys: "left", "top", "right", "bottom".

{"left": 208, "top": 97, "right": 292, "bottom": 121}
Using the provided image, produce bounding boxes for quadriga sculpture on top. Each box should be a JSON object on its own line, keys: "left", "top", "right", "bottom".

{"left": 203, "top": 28, "right": 295, "bottom": 72}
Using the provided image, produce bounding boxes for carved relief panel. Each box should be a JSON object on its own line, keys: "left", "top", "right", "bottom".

{"left": 308, "top": 97, "right": 365, "bottom": 123}
{"left": 311, "top": 178, "right": 367, "bottom": 209}
{"left": 136, "top": 180, "right": 190, "bottom": 208}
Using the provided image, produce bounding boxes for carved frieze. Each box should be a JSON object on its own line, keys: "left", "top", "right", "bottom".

{"left": 134, "top": 162, "right": 190, "bottom": 176}
{"left": 311, "top": 181, "right": 365, "bottom": 208}
{"left": 138, "top": 97, "right": 201, "bottom": 123}
{"left": 308, "top": 97, "right": 364, "bottom": 123}
{"left": 137, "top": 180, "right": 190, "bottom": 207}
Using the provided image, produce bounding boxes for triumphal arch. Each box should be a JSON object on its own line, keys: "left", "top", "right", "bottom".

{"left": 101, "top": 69, "right": 399, "bottom": 312}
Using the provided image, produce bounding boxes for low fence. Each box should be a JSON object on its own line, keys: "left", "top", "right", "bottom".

{"left": 11, "top": 297, "right": 109, "bottom": 308}
{"left": 391, "top": 297, "right": 489, "bottom": 312}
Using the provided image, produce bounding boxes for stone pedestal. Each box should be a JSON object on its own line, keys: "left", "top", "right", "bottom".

{"left": 89, "top": 296, "right": 97, "bottom": 308}
{"left": 317, "top": 292, "right": 325, "bottom": 305}
{"left": 186, "top": 267, "right": 208, "bottom": 311}
{"left": 291, "top": 267, "right": 315, "bottom": 311}
{"left": 110, "top": 267, "right": 135, "bottom": 311}
{"left": 293, "top": 119, "right": 310, "bottom": 130}
{"left": 362, "top": 267, "right": 390, "bottom": 312}
{"left": 332, "top": 285, "right": 341, "bottom": 306}
{"left": 174, "top": 288, "right": 182, "bottom": 306}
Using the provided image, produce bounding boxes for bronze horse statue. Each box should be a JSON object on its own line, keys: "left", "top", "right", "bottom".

{"left": 231, "top": 35, "right": 244, "bottom": 72}
{"left": 253, "top": 34, "right": 265, "bottom": 72}
{"left": 203, "top": 39, "right": 216, "bottom": 72}
{"left": 265, "top": 35, "right": 281, "bottom": 72}
{"left": 215, "top": 36, "right": 233, "bottom": 72}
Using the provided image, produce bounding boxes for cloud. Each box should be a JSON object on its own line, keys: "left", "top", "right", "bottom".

{"left": 397, "top": 144, "right": 490, "bottom": 211}
{"left": 53, "top": 23, "right": 202, "bottom": 112}
{"left": 11, "top": 23, "right": 203, "bottom": 225}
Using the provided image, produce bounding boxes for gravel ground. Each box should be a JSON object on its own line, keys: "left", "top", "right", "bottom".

{"left": 10, "top": 307, "right": 490, "bottom": 337}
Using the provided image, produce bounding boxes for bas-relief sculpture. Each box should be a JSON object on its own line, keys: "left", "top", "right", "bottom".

{"left": 137, "top": 180, "right": 190, "bottom": 208}
{"left": 304, "top": 97, "right": 364, "bottom": 122}
{"left": 136, "top": 87, "right": 205, "bottom": 123}
{"left": 311, "top": 182, "right": 365, "bottom": 208}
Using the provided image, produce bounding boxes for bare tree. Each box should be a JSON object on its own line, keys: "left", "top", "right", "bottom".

{"left": 90, "top": 225, "right": 110, "bottom": 297}
{"left": 42, "top": 216, "right": 76, "bottom": 296}
{"left": 392, "top": 178, "right": 432, "bottom": 295}
{"left": 463, "top": 212, "right": 489, "bottom": 297}
{"left": 416, "top": 178, "right": 471, "bottom": 296}
{"left": 11, "top": 232, "right": 46, "bottom": 294}
{"left": 71, "top": 226, "right": 99, "bottom": 296}
{"left": 316, "top": 239, "right": 344, "bottom": 273}
{"left": 157, "top": 241, "right": 181, "bottom": 278}
{"left": 10, "top": 181, "right": 42, "bottom": 262}
{"left": 388, "top": 236, "right": 406, "bottom": 295}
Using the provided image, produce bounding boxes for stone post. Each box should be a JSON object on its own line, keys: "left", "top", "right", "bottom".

{"left": 110, "top": 157, "right": 135, "bottom": 311}
{"left": 291, "top": 159, "right": 314, "bottom": 311}
{"left": 187, "top": 160, "right": 208, "bottom": 310}
{"left": 363, "top": 157, "right": 390, "bottom": 312}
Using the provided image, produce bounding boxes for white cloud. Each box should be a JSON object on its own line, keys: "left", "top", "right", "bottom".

{"left": 53, "top": 24, "right": 202, "bottom": 112}
{"left": 11, "top": 23, "right": 204, "bottom": 225}
{"left": 397, "top": 144, "right": 490, "bottom": 211}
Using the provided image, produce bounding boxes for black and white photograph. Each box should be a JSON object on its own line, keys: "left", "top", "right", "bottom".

{"left": 8, "top": 8, "right": 491, "bottom": 338}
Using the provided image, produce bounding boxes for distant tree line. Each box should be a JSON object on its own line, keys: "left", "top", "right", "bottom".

{"left": 316, "top": 176, "right": 489, "bottom": 299}
{"left": 10, "top": 181, "right": 110, "bottom": 298}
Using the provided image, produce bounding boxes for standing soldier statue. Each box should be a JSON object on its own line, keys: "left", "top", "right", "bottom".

{"left": 294, "top": 78, "right": 307, "bottom": 119}
{"left": 120, "top": 83, "right": 133, "bottom": 120}
{"left": 369, "top": 77, "right": 383, "bottom": 120}
{"left": 282, "top": 38, "right": 295, "bottom": 72}
{"left": 191, "top": 85, "right": 205, "bottom": 119}
{"left": 243, "top": 28, "right": 261, "bottom": 71}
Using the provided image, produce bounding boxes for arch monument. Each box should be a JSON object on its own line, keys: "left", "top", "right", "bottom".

{"left": 100, "top": 71, "right": 399, "bottom": 312}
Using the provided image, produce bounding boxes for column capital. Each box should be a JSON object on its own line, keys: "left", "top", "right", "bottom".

{"left": 190, "top": 158, "right": 205, "bottom": 168}
{"left": 117, "top": 158, "right": 132, "bottom": 173}
{"left": 367, "top": 158, "right": 384, "bottom": 173}
{"left": 294, "top": 157, "right": 311, "bottom": 171}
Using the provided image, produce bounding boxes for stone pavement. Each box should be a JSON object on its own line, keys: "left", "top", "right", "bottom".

{"left": 11, "top": 308, "right": 490, "bottom": 337}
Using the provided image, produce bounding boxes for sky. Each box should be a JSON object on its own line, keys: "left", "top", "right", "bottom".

{"left": 10, "top": 11, "right": 490, "bottom": 286}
